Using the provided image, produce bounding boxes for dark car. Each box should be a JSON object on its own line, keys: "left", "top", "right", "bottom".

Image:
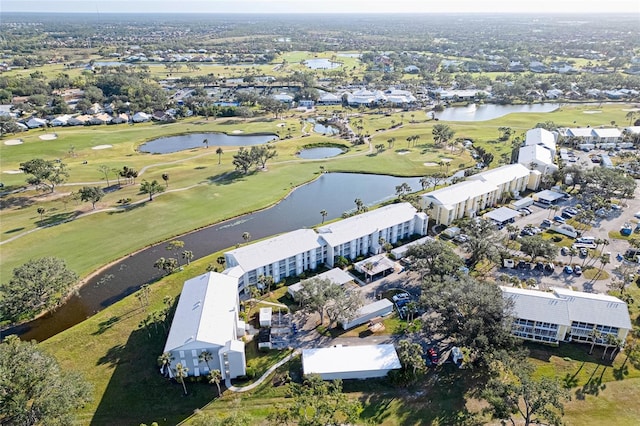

{"left": 517, "top": 260, "right": 527, "bottom": 269}
{"left": 535, "top": 262, "right": 544, "bottom": 272}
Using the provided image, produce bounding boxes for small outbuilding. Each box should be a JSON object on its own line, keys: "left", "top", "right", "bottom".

{"left": 533, "top": 189, "right": 565, "bottom": 207}
{"left": 354, "top": 254, "right": 395, "bottom": 281}
{"left": 510, "top": 197, "right": 534, "bottom": 210}
{"left": 340, "top": 299, "right": 394, "bottom": 330}
{"left": 259, "top": 307, "right": 273, "bottom": 328}
{"left": 302, "top": 344, "right": 401, "bottom": 380}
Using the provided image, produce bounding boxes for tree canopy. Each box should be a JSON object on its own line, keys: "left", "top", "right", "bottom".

{"left": 19, "top": 158, "right": 69, "bottom": 193}
{"left": 0, "top": 257, "right": 79, "bottom": 322}
{"left": 0, "top": 335, "right": 92, "bottom": 425}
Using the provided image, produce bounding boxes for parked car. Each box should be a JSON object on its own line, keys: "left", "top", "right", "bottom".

{"left": 574, "top": 265, "right": 582, "bottom": 276}
{"left": 634, "top": 211, "right": 640, "bottom": 219}
{"left": 553, "top": 216, "right": 566, "bottom": 223}
{"left": 580, "top": 248, "right": 588, "bottom": 257}
{"left": 517, "top": 260, "right": 528, "bottom": 269}
{"left": 535, "top": 262, "right": 545, "bottom": 272}
{"left": 392, "top": 292, "right": 410, "bottom": 302}
{"left": 560, "top": 247, "right": 568, "bottom": 256}
{"left": 564, "top": 265, "right": 574, "bottom": 274}
{"left": 565, "top": 207, "right": 578, "bottom": 215}
{"left": 541, "top": 219, "right": 552, "bottom": 227}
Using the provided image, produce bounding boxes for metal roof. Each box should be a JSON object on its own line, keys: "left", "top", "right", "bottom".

{"left": 302, "top": 344, "right": 401, "bottom": 376}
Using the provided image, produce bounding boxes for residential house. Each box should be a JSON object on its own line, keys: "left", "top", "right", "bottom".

{"left": 592, "top": 128, "right": 622, "bottom": 144}
{"left": 162, "top": 272, "right": 246, "bottom": 379}
{"left": 51, "top": 115, "right": 73, "bottom": 126}
{"left": 26, "top": 117, "right": 47, "bottom": 128}
{"left": 132, "top": 111, "right": 151, "bottom": 122}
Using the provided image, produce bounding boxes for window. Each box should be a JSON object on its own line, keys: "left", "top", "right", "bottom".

{"left": 192, "top": 349, "right": 198, "bottom": 357}
{"left": 179, "top": 351, "right": 185, "bottom": 359}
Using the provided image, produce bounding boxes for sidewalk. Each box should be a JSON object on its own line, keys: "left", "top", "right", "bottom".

{"left": 225, "top": 349, "right": 300, "bottom": 392}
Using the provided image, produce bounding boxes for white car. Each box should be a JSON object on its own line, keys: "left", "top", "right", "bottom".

{"left": 634, "top": 211, "right": 640, "bottom": 219}
{"left": 392, "top": 293, "right": 410, "bottom": 302}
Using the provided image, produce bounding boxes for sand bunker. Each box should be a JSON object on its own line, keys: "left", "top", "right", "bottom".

{"left": 423, "top": 162, "right": 438, "bottom": 166}
{"left": 39, "top": 133, "right": 58, "bottom": 140}
{"left": 396, "top": 150, "right": 410, "bottom": 155}
{"left": 583, "top": 110, "right": 603, "bottom": 114}
{"left": 4, "top": 139, "right": 23, "bottom": 145}
{"left": 231, "top": 130, "right": 244, "bottom": 134}
{"left": 3, "top": 170, "right": 23, "bottom": 174}
{"left": 622, "top": 108, "right": 640, "bottom": 112}
{"left": 92, "top": 144, "right": 113, "bottom": 150}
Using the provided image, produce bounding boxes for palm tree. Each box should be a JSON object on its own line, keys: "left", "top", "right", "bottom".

{"left": 354, "top": 198, "right": 364, "bottom": 213}
{"left": 568, "top": 247, "right": 578, "bottom": 265}
{"left": 37, "top": 207, "right": 46, "bottom": 223}
{"left": 320, "top": 209, "right": 328, "bottom": 224}
{"left": 626, "top": 111, "right": 637, "bottom": 125}
{"left": 216, "top": 147, "right": 224, "bottom": 164}
{"left": 157, "top": 352, "right": 174, "bottom": 377}
{"left": 589, "top": 329, "right": 602, "bottom": 355}
{"left": 161, "top": 173, "right": 169, "bottom": 187}
{"left": 203, "top": 138, "right": 209, "bottom": 148}
{"left": 174, "top": 362, "right": 189, "bottom": 395}
{"left": 199, "top": 350, "right": 213, "bottom": 372}
{"left": 419, "top": 176, "right": 430, "bottom": 190}
{"left": 182, "top": 250, "right": 194, "bottom": 265}
{"left": 209, "top": 369, "right": 223, "bottom": 396}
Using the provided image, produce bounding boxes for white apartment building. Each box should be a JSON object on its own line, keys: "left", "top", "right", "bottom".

{"left": 316, "top": 203, "right": 428, "bottom": 266}
{"left": 422, "top": 164, "right": 541, "bottom": 226}
{"left": 224, "top": 229, "right": 325, "bottom": 292}
{"left": 502, "top": 286, "right": 631, "bottom": 346}
{"left": 163, "top": 272, "right": 246, "bottom": 379}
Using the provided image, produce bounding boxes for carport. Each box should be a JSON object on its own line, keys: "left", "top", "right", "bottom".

{"left": 354, "top": 254, "right": 396, "bottom": 281}
{"left": 483, "top": 207, "right": 520, "bottom": 227}
{"left": 534, "top": 190, "right": 565, "bottom": 207}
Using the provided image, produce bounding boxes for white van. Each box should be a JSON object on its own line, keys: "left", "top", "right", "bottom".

{"left": 576, "top": 236, "right": 596, "bottom": 245}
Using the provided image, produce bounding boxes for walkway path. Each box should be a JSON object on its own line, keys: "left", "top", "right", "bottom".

{"left": 225, "top": 349, "right": 300, "bottom": 393}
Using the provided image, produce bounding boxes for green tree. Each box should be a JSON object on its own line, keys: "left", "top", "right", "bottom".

{"left": 216, "top": 146, "right": 224, "bottom": 164}
{"left": 97, "top": 164, "right": 112, "bottom": 186}
{"left": 37, "top": 206, "right": 46, "bottom": 223}
{"left": 0, "top": 336, "right": 92, "bottom": 426}
{"left": 406, "top": 239, "right": 464, "bottom": 280}
{"left": 79, "top": 185, "right": 105, "bottom": 209}
{"left": 250, "top": 144, "right": 278, "bottom": 169}
{"left": 325, "top": 290, "right": 363, "bottom": 328}
{"left": 161, "top": 173, "right": 169, "bottom": 187}
{"left": 19, "top": 158, "right": 69, "bottom": 192}
{"left": 320, "top": 209, "right": 328, "bottom": 224}
{"left": 242, "top": 231, "right": 251, "bottom": 244}
{"left": 483, "top": 361, "right": 568, "bottom": 426}
{"left": 140, "top": 179, "right": 164, "bottom": 201}
{"left": 199, "top": 350, "right": 213, "bottom": 372}
{"left": 182, "top": 250, "right": 194, "bottom": 265}
{"left": 0, "top": 115, "right": 22, "bottom": 137}
{"left": 174, "top": 362, "right": 189, "bottom": 395}
{"left": 296, "top": 277, "right": 342, "bottom": 326}
{"left": 157, "top": 352, "right": 174, "bottom": 377}
{"left": 232, "top": 147, "right": 254, "bottom": 173}
{"left": 432, "top": 123, "right": 455, "bottom": 147}
{"left": 269, "top": 374, "right": 362, "bottom": 426}
{"left": 208, "top": 369, "right": 223, "bottom": 397}
{"left": 519, "top": 235, "right": 558, "bottom": 262}
{"left": 0, "top": 257, "right": 78, "bottom": 322}
{"left": 395, "top": 339, "right": 426, "bottom": 385}
{"left": 459, "top": 218, "right": 501, "bottom": 268}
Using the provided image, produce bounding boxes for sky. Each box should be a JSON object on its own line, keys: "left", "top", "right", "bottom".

{"left": 2, "top": 0, "right": 639, "bottom": 14}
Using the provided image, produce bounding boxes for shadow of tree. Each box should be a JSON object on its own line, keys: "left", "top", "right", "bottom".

{"left": 93, "top": 316, "right": 121, "bottom": 335}
{"left": 4, "top": 227, "right": 25, "bottom": 234}
{"left": 206, "top": 171, "right": 247, "bottom": 186}
{"left": 38, "top": 211, "right": 79, "bottom": 227}
{"left": 1, "top": 195, "right": 37, "bottom": 209}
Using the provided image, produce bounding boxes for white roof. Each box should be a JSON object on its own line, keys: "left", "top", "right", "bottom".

{"left": 592, "top": 128, "right": 622, "bottom": 138}
{"left": 164, "top": 272, "right": 239, "bottom": 352}
{"left": 471, "top": 164, "right": 531, "bottom": 187}
{"left": 225, "top": 229, "right": 321, "bottom": 272}
{"left": 525, "top": 128, "right": 556, "bottom": 151}
{"left": 519, "top": 144, "right": 554, "bottom": 166}
{"left": 535, "top": 189, "right": 565, "bottom": 202}
{"left": 552, "top": 287, "right": 632, "bottom": 330}
{"left": 390, "top": 236, "right": 435, "bottom": 258}
{"left": 356, "top": 299, "right": 393, "bottom": 317}
{"left": 302, "top": 344, "right": 401, "bottom": 376}
{"left": 301, "top": 268, "right": 353, "bottom": 286}
{"left": 354, "top": 254, "right": 396, "bottom": 275}
{"left": 625, "top": 126, "right": 640, "bottom": 135}
{"left": 484, "top": 207, "right": 520, "bottom": 223}
{"left": 567, "top": 128, "right": 593, "bottom": 137}
{"left": 422, "top": 180, "right": 497, "bottom": 208}
{"left": 317, "top": 203, "right": 418, "bottom": 247}
{"left": 501, "top": 286, "right": 571, "bottom": 326}
{"left": 259, "top": 307, "right": 272, "bottom": 322}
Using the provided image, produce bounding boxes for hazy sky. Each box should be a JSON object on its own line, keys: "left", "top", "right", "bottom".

{"left": 2, "top": 0, "right": 639, "bottom": 14}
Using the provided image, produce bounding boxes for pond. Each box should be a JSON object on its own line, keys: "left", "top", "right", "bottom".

{"left": 307, "top": 118, "right": 339, "bottom": 135}
{"left": 138, "top": 133, "right": 278, "bottom": 154}
{"left": 297, "top": 147, "right": 345, "bottom": 159}
{"left": 434, "top": 103, "right": 558, "bottom": 122}
{"left": 304, "top": 58, "right": 342, "bottom": 69}
{"left": 7, "top": 173, "right": 426, "bottom": 342}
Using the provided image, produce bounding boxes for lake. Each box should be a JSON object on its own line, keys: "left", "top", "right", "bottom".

{"left": 435, "top": 103, "right": 558, "bottom": 122}
{"left": 138, "top": 133, "right": 278, "bottom": 154}
{"left": 6, "top": 173, "right": 425, "bottom": 342}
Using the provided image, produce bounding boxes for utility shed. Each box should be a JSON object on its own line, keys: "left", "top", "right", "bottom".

{"left": 340, "top": 299, "right": 393, "bottom": 330}
{"left": 302, "top": 344, "right": 401, "bottom": 380}
{"left": 259, "top": 307, "right": 272, "bottom": 327}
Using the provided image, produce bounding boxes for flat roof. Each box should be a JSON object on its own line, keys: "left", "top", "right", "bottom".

{"left": 290, "top": 268, "right": 354, "bottom": 295}
{"left": 535, "top": 189, "right": 565, "bottom": 202}
{"left": 317, "top": 203, "right": 418, "bottom": 247}
{"left": 390, "top": 236, "right": 435, "bottom": 258}
{"left": 484, "top": 207, "right": 520, "bottom": 223}
{"left": 259, "top": 307, "right": 272, "bottom": 321}
{"left": 225, "top": 229, "right": 321, "bottom": 272}
{"left": 567, "top": 128, "right": 593, "bottom": 137}
{"left": 164, "top": 272, "right": 239, "bottom": 352}
{"left": 592, "top": 128, "right": 622, "bottom": 138}
{"left": 302, "top": 344, "right": 401, "bottom": 376}
{"left": 422, "top": 180, "right": 497, "bottom": 208}
{"left": 357, "top": 298, "right": 394, "bottom": 316}
{"left": 354, "top": 254, "right": 396, "bottom": 276}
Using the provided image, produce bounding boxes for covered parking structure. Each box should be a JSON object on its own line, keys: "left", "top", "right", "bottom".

{"left": 354, "top": 254, "right": 396, "bottom": 281}
{"left": 533, "top": 189, "right": 565, "bottom": 207}
{"left": 483, "top": 207, "right": 520, "bottom": 227}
